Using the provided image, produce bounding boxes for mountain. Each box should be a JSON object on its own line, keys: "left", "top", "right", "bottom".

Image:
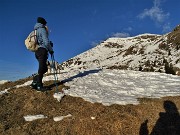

{"left": 58, "top": 25, "right": 180, "bottom": 75}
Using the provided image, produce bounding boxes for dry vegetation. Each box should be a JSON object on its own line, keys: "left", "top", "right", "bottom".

{"left": 1, "top": 79, "right": 180, "bottom": 135}
{"left": 167, "top": 25, "right": 180, "bottom": 50}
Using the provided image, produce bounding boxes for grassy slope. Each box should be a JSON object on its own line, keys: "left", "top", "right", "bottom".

{"left": 0, "top": 78, "right": 180, "bottom": 135}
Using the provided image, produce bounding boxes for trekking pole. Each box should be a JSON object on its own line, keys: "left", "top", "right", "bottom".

{"left": 51, "top": 53, "right": 65, "bottom": 102}
{"left": 51, "top": 54, "right": 59, "bottom": 93}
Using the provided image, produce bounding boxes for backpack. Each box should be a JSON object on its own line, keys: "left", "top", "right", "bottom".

{"left": 25, "top": 30, "right": 39, "bottom": 52}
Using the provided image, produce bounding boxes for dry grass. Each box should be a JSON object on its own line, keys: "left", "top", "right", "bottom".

{"left": 1, "top": 80, "right": 180, "bottom": 135}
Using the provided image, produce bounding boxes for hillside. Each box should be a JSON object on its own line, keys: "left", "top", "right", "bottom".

{"left": 59, "top": 25, "right": 180, "bottom": 75}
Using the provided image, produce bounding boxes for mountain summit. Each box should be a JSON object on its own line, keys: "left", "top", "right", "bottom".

{"left": 59, "top": 25, "right": 180, "bottom": 75}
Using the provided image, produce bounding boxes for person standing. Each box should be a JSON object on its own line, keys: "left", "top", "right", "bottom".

{"left": 31, "top": 17, "right": 54, "bottom": 91}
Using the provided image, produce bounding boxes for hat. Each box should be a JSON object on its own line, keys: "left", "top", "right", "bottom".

{"left": 37, "top": 17, "right": 47, "bottom": 25}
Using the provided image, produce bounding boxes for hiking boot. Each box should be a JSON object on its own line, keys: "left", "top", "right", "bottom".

{"left": 30, "top": 74, "right": 39, "bottom": 89}
{"left": 30, "top": 82, "right": 37, "bottom": 89}
{"left": 36, "top": 83, "right": 48, "bottom": 92}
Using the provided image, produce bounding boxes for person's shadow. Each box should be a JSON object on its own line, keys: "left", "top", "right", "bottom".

{"left": 139, "top": 119, "right": 149, "bottom": 135}
{"left": 42, "top": 69, "right": 102, "bottom": 92}
{"left": 61, "top": 69, "right": 102, "bottom": 83}
{"left": 139, "top": 100, "right": 180, "bottom": 135}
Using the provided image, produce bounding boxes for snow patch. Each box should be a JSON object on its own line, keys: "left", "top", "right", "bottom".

{"left": 64, "top": 69, "right": 180, "bottom": 105}
{"left": 53, "top": 114, "right": 72, "bottom": 122}
{"left": 53, "top": 92, "right": 65, "bottom": 102}
{"left": 0, "top": 88, "right": 9, "bottom": 95}
{"left": 2, "top": 69, "right": 180, "bottom": 106}
{"left": 0, "top": 80, "right": 9, "bottom": 85}
{"left": 24, "top": 115, "right": 47, "bottom": 121}
{"left": 91, "top": 116, "right": 96, "bottom": 120}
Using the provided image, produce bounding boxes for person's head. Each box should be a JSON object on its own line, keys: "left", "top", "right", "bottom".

{"left": 37, "top": 17, "right": 47, "bottom": 25}
{"left": 164, "top": 100, "right": 178, "bottom": 113}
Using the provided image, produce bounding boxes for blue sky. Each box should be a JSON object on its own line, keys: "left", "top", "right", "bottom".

{"left": 0, "top": 0, "right": 180, "bottom": 81}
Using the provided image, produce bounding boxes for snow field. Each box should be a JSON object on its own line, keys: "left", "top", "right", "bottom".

{"left": 1, "top": 69, "right": 180, "bottom": 106}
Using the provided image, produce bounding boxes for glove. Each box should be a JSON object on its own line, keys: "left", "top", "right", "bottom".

{"left": 50, "top": 50, "right": 54, "bottom": 55}
{"left": 50, "top": 41, "right": 53, "bottom": 47}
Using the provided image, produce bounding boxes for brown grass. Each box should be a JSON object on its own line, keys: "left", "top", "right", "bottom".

{"left": 1, "top": 80, "right": 180, "bottom": 135}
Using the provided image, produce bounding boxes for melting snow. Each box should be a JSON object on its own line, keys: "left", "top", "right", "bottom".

{"left": 53, "top": 114, "right": 72, "bottom": 122}
{"left": 23, "top": 115, "right": 47, "bottom": 121}
{"left": 1, "top": 69, "right": 180, "bottom": 106}
{"left": 63, "top": 69, "right": 180, "bottom": 105}
{"left": 23, "top": 114, "right": 72, "bottom": 122}
{"left": 0, "top": 80, "right": 9, "bottom": 85}
{"left": 53, "top": 92, "right": 65, "bottom": 102}
{"left": 0, "top": 88, "right": 9, "bottom": 95}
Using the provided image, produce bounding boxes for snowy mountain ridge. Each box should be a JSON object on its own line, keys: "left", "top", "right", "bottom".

{"left": 59, "top": 25, "right": 180, "bottom": 75}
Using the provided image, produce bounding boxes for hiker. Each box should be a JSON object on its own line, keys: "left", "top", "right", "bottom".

{"left": 31, "top": 17, "right": 54, "bottom": 90}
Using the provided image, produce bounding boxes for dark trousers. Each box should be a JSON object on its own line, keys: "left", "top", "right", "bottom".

{"left": 35, "top": 47, "right": 48, "bottom": 85}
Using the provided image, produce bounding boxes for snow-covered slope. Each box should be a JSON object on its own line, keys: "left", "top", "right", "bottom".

{"left": 59, "top": 25, "right": 180, "bottom": 74}
{"left": 0, "top": 80, "right": 9, "bottom": 85}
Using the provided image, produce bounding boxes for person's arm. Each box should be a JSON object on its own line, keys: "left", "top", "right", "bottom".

{"left": 41, "top": 28, "right": 53, "bottom": 53}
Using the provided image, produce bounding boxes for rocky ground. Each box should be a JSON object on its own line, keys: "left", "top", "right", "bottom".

{"left": 0, "top": 78, "right": 180, "bottom": 135}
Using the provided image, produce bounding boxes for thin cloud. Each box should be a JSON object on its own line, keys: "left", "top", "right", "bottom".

{"left": 112, "top": 32, "right": 130, "bottom": 38}
{"left": 138, "top": 0, "right": 169, "bottom": 24}
{"left": 162, "top": 23, "right": 171, "bottom": 33}
{"left": 124, "top": 27, "right": 133, "bottom": 32}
